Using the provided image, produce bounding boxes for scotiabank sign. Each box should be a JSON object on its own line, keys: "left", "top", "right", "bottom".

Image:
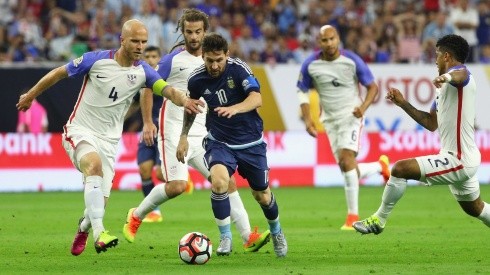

{"left": 1, "top": 132, "right": 490, "bottom": 192}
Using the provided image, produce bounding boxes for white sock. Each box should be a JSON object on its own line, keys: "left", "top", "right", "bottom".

{"left": 84, "top": 175, "right": 105, "bottom": 240}
{"left": 477, "top": 202, "right": 490, "bottom": 227}
{"left": 343, "top": 169, "right": 359, "bottom": 215}
{"left": 229, "top": 191, "right": 251, "bottom": 243}
{"left": 134, "top": 183, "right": 169, "bottom": 219}
{"left": 374, "top": 176, "right": 407, "bottom": 226}
{"left": 80, "top": 208, "right": 91, "bottom": 232}
{"left": 358, "top": 161, "right": 381, "bottom": 179}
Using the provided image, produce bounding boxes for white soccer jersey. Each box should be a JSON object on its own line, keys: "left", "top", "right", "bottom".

{"left": 297, "top": 49, "right": 375, "bottom": 120}
{"left": 436, "top": 65, "right": 480, "bottom": 167}
{"left": 64, "top": 50, "right": 166, "bottom": 144}
{"left": 157, "top": 48, "right": 206, "bottom": 136}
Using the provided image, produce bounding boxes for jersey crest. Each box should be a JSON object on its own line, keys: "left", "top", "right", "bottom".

{"left": 227, "top": 76, "right": 235, "bottom": 89}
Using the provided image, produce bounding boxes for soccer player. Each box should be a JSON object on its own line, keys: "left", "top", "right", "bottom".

{"left": 16, "top": 19, "right": 204, "bottom": 256}
{"left": 353, "top": 34, "right": 490, "bottom": 234}
{"left": 176, "top": 33, "right": 288, "bottom": 257}
{"left": 131, "top": 46, "right": 165, "bottom": 223}
{"left": 123, "top": 9, "right": 270, "bottom": 253}
{"left": 296, "top": 25, "right": 391, "bottom": 230}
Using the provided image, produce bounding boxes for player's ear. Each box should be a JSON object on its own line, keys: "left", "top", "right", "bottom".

{"left": 225, "top": 50, "right": 230, "bottom": 58}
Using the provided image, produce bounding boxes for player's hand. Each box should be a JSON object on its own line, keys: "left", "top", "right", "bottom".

{"left": 385, "top": 87, "right": 406, "bottom": 106}
{"left": 352, "top": 106, "right": 364, "bottom": 118}
{"left": 184, "top": 98, "right": 205, "bottom": 114}
{"left": 214, "top": 106, "right": 238, "bottom": 118}
{"left": 304, "top": 119, "right": 317, "bottom": 138}
{"left": 142, "top": 123, "right": 157, "bottom": 146}
{"left": 176, "top": 136, "right": 189, "bottom": 163}
{"left": 432, "top": 74, "right": 448, "bottom": 88}
{"left": 16, "top": 93, "right": 34, "bottom": 112}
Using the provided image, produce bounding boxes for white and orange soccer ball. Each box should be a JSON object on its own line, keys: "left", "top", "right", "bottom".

{"left": 178, "top": 232, "right": 212, "bottom": 265}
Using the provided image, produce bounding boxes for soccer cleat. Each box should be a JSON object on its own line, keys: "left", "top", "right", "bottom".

{"left": 94, "top": 231, "right": 118, "bottom": 253}
{"left": 271, "top": 231, "right": 288, "bottom": 257}
{"left": 184, "top": 176, "right": 194, "bottom": 194}
{"left": 243, "top": 227, "right": 271, "bottom": 252}
{"left": 123, "top": 208, "right": 142, "bottom": 243}
{"left": 379, "top": 155, "right": 391, "bottom": 184}
{"left": 216, "top": 236, "right": 232, "bottom": 256}
{"left": 71, "top": 217, "right": 89, "bottom": 256}
{"left": 340, "top": 214, "right": 359, "bottom": 231}
{"left": 142, "top": 211, "right": 163, "bottom": 223}
{"left": 353, "top": 215, "right": 385, "bottom": 235}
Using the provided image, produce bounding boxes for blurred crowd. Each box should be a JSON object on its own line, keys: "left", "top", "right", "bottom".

{"left": 0, "top": 0, "right": 489, "bottom": 65}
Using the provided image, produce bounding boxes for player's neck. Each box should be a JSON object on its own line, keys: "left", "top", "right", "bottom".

{"left": 114, "top": 49, "right": 133, "bottom": 67}
{"left": 321, "top": 50, "right": 339, "bottom": 61}
{"left": 187, "top": 47, "right": 202, "bottom": 57}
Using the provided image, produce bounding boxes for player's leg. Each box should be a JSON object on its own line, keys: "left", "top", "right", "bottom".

{"left": 237, "top": 143, "right": 286, "bottom": 257}
{"left": 338, "top": 148, "right": 361, "bottom": 230}
{"left": 358, "top": 155, "right": 391, "bottom": 183}
{"left": 204, "top": 140, "right": 234, "bottom": 256}
{"left": 449, "top": 167, "right": 490, "bottom": 228}
{"left": 77, "top": 142, "right": 118, "bottom": 253}
{"left": 353, "top": 157, "right": 420, "bottom": 234}
{"left": 137, "top": 141, "right": 162, "bottom": 223}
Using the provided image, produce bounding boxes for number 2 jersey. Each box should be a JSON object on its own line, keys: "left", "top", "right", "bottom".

{"left": 64, "top": 50, "right": 167, "bottom": 144}
{"left": 187, "top": 57, "right": 263, "bottom": 147}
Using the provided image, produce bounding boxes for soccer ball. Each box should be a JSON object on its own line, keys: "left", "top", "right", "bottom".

{"left": 178, "top": 232, "right": 212, "bottom": 265}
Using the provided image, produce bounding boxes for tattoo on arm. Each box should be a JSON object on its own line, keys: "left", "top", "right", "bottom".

{"left": 400, "top": 102, "right": 434, "bottom": 130}
{"left": 181, "top": 111, "right": 196, "bottom": 136}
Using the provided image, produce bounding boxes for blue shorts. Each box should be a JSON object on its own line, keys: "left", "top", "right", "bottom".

{"left": 137, "top": 138, "right": 161, "bottom": 165}
{"left": 204, "top": 138, "right": 270, "bottom": 191}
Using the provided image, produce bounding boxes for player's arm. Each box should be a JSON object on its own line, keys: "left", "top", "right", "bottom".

{"left": 176, "top": 108, "right": 197, "bottom": 164}
{"left": 297, "top": 90, "right": 317, "bottom": 138}
{"left": 432, "top": 68, "right": 469, "bottom": 88}
{"left": 214, "top": 91, "right": 262, "bottom": 119}
{"left": 17, "top": 65, "right": 68, "bottom": 111}
{"left": 386, "top": 87, "right": 438, "bottom": 131}
{"left": 160, "top": 85, "right": 204, "bottom": 114}
{"left": 140, "top": 88, "right": 157, "bottom": 146}
{"left": 353, "top": 81, "right": 379, "bottom": 118}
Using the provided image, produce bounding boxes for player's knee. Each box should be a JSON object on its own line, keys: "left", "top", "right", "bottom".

{"left": 459, "top": 199, "right": 484, "bottom": 217}
{"left": 252, "top": 188, "right": 271, "bottom": 205}
{"left": 138, "top": 166, "right": 152, "bottom": 179}
{"left": 391, "top": 162, "right": 406, "bottom": 178}
{"left": 166, "top": 180, "right": 187, "bottom": 197}
{"left": 81, "top": 160, "right": 103, "bottom": 177}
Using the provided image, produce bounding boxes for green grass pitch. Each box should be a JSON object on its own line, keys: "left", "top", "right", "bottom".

{"left": 2, "top": 185, "right": 490, "bottom": 274}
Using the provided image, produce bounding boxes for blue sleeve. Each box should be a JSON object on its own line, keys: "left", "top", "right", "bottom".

{"left": 297, "top": 52, "right": 317, "bottom": 93}
{"left": 343, "top": 50, "right": 375, "bottom": 86}
{"left": 233, "top": 58, "right": 260, "bottom": 94}
{"left": 141, "top": 61, "right": 163, "bottom": 88}
{"left": 65, "top": 51, "right": 104, "bottom": 77}
{"left": 157, "top": 49, "right": 181, "bottom": 79}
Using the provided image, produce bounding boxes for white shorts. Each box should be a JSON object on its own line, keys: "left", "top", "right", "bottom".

{"left": 62, "top": 128, "right": 116, "bottom": 197}
{"left": 322, "top": 115, "right": 363, "bottom": 162}
{"left": 416, "top": 152, "right": 480, "bottom": 201}
{"left": 159, "top": 133, "right": 209, "bottom": 182}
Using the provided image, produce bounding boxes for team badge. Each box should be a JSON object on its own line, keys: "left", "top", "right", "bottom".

{"left": 227, "top": 77, "right": 235, "bottom": 89}
{"left": 127, "top": 74, "right": 137, "bottom": 85}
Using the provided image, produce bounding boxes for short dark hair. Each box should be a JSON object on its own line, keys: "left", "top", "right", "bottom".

{"left": 144, "top": 46, "right": 161, "bottom": 55}
{"left": 436, "top": 34, "right": 469, "bottom": 63}
{"left": 178, "top": 8, "right": 209, "bottom": 33}
{"left": 202, "top": 33, "right": 228, "bottom": 54}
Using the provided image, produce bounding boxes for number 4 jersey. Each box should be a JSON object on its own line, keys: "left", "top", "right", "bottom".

{"left": 64, "top": 50, "right": 166, "bottom": 144}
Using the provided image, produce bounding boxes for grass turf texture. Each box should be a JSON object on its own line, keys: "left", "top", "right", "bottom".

{"left": 2, "top": 185, "right": 490, "bottom": 274}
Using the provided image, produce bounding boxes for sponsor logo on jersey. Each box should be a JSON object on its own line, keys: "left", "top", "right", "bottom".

{"left": 72, "top": 56, "right": 83, "bottom": 67}
{"left": 227, "top": 77, "right": 235, "bottom": 89}
{"left": 204, "top": 89, "right": 211, "bottom": 95}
